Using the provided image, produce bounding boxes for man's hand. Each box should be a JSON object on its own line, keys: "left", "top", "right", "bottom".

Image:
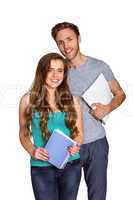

{"left": 90, "top": 79, "right": 126, "bottom": 121}
{"left": 90, "top": 103, "right": 110, "bottom": 120}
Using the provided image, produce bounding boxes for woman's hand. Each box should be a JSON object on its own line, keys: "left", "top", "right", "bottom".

{"left": 33, "top": 147, "right": 49, "bottom": 161}
{"left": 68, "top": 144, "right": 80, "bottom": 156}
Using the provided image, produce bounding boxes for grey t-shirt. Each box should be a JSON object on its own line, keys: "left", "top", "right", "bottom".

{"left": 68, "top": 56, "right": 115, "bottom": 144}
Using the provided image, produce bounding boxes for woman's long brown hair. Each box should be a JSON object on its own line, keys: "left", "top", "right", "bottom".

{"left": 25, "top": 53, "right": 79, "bottom": 140}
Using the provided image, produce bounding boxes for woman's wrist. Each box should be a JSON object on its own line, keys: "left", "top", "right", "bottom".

{"left": 30, "top": 147, "right": 36, "bottom": 158}
{"left": 76, "top": 142, "right": 81, "bottom": 148}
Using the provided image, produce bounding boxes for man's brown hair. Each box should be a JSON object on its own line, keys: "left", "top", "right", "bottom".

{"left": 51, "top": 22, "right": 80, "bottom": 40}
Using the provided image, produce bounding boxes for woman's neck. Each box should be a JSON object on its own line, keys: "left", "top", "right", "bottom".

{"left": 46, "top": 87, "right": 60, "bottom": 112}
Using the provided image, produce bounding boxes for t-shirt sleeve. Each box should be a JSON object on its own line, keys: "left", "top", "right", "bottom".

{"left": 101, "top": 61, "right": 115, "bottom": 81}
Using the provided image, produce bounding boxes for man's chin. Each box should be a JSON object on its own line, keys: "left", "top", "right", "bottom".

{"left": 64, "top": 54, "right": 74, "bottom": 60}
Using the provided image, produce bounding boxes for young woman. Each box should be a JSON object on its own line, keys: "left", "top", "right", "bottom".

{"left": 19, "top": 53, "right": 83, "bottom": 200}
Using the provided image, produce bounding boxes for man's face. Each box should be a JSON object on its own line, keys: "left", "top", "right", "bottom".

{"left": 55, "top": 28, "right": 80, "bottom": 60}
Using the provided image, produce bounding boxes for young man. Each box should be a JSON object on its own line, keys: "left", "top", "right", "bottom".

{"left": 51, "top": 22, "right": 126, "bottom": 200}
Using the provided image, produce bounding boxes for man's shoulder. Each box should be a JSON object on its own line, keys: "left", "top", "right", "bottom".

{"left": 87, "top": 56, "right": 114, "bottom": 81}
{"left": 87, "top": 56, "right": 107, "bottom": 66}
{"left": 86, "top": 56, "right": 112, "bottom": 73}
{"left": 67, "top": 55, "right": 110, "bottom": 75}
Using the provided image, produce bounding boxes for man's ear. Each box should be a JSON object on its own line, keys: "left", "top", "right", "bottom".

{"left": 78, "top": 35, "right": 81, "bottom": 43}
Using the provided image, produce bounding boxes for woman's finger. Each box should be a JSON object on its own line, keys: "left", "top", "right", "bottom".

{"left": 34, "top": 148, "right": 49, "bottom": 160}
{"left": 68, "top": 146, "right": 79, "bottom": 155}
{"left": 37, "top": 154, "right": 49, "bottom": 161}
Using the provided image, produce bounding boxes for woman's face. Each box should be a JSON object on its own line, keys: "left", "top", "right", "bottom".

{"left": 45, "top": 59, "right": 65, "bottom": 90}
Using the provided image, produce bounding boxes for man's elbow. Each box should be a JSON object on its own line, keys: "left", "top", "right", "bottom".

{"left": 121, "top": 90, "right": 126, "bottom": 102}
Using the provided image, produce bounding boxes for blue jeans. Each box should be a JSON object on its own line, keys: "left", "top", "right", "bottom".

{"left": 80, "top": 137, "right": 109, "bottom": 200}
{"left": 31, "top": 159, "right": 81, "bottom": 200}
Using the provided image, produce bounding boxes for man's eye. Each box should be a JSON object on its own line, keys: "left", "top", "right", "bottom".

{"left": 57, "top": 41, "right": 63, "bottom": 46}
{"left": 67, "top": 38, "right": 72, "bottom": 41}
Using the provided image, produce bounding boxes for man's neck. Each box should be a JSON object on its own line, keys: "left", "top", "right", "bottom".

{"left": 68, "top": 53, "right": 88, "bottom": 68}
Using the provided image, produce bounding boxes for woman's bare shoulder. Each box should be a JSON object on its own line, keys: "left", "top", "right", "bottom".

{"left": 19, "top": 92, "right": 30, "bottom": 109}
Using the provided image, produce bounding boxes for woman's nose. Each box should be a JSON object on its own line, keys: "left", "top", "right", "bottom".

{"left": 52, "top": 71, "right": 58, "bottom": 78}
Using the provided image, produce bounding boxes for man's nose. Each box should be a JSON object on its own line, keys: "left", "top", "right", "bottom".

{"left": 64, "top": 42, "right": 69, "bottom": 49}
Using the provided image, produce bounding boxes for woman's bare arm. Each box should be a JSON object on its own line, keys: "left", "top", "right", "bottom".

{"left": 73, "top": 96, "right": 84, "bottom": 145}
{"left": 19, "top": 93, "right": 48, "bottom": 160}
{"left": 69, "top": 96, "right": 84, "bottom": 155}
{"left": 19, "top": 93, "right": 36, "bottom": 157}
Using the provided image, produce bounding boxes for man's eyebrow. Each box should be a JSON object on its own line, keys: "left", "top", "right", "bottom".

{"left": 57, "top": 39, "right": 63, "bottom": 43}
{"left": 57, "top": 37, "right": 72, "bottom": 43}
{"left": 66, "top": 36, "right": 73, "bottom": 39}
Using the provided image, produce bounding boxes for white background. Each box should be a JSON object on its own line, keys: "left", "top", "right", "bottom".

{"left": 0, "top": 0, "right": 133, "bottom": 199}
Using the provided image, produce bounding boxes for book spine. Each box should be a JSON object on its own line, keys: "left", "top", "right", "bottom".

{"left": 59, "top": 153, "right": 70, "bottom": 169}
{"left": 54, "top": 129, "right": 77, "bottom": 145}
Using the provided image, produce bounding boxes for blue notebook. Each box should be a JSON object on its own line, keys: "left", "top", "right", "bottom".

{"left": 44, "top": 129, "right": 76, "bottom": 169}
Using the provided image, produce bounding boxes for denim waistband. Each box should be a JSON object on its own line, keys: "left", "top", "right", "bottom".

{"left": 31, "top": 159, "right": 81, "bottom": 170}
{"left": 67, "top": 159, "right": 80, "bottom": 165}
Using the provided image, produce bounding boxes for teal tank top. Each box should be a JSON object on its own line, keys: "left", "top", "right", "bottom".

{"left": 30, "top": 111, "right": 80, "bottom": 167}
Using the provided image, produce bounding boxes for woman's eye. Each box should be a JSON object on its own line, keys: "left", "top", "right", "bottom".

{"left": 48, "top": 69, "right": 53, "bottom": 72}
